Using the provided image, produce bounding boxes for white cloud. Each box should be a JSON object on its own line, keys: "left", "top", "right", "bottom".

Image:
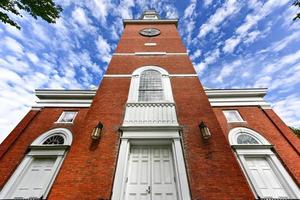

{"left": 223, "top": 0, "right": 289, "bottom": 54}
{"left": 272, "top": 94, "right": 300, "bottom": 127}
{"left": 2, "top": 55, "right": 30, "bottom": 73}
{"left": 32, "top": 23, "right": 51, "bottom": 43}
{"left": 86, "top": 0, "right": 112, "bottom": 25}
{"left": 194, "top": 62, "right": 206, "bottom": 74}
{"left": 3, "top": 37, "right": 24, "bottom": 54}
{"left": 204, "top": 48, "right": 220, "bottom": 65}
{"left": 182, "top": 0, "right": 197, "bottom": 45}
{"left": 216, "top": 60, "right": 242, "bottom": 83}
{"left": 26, "top": 52, "right": 39, "bottom": 63}
{"left": 254, "top": 76, "right": 272, "bottom": 88}
{"left": 71, "top": 7, "right": 97, "bottom": 35}
{"left": 244, "top": 30, "right": 261, "bottom": 44}
{"left": 263, "top": 49, "right": 300, "bottom": 74}
{"left": 203, "top": 0, "right": 213, "bottom": 8}
{"left": 117, "top": 0, "right": 134, "bottom": 19}
{"left": 260, "top": 30, "right": 300, "bottom": 53}
{"left": 164, "top": 4, "right": 179, "bottom": 18}
{"left": 184, "top": 0, "right": 196, "bottom": 19}
{"left": 72, "top": 7, "right": 90, "bottom": 27}
{"left": 95, "top": 35, "right": 112, "bottom": 63}
{"left": 190, "top": 49, "right": 202, "bottom": 60}
{"left": 223, "top": 37, "right": 241, "bottom": 53}
{"left": 198, "top": 0, "right": 241, "bottom": 38}
{"left": 193, "top": 48, "right": 220, "bottom": 74}
{"left": 269, "top": 64, "right": 300, "bottom": 91}
{"left": 5, "top": 25, "right": 24, "bottom": 39}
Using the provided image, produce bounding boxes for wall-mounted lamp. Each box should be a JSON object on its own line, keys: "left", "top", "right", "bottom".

{"left": 91, "top": 122, "right": 103, "bottom": 140}
{"left": 199, "top": 121, "right": 211, "bottom": 139}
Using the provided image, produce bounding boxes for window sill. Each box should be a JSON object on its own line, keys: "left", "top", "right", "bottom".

{"left": 227, "top": 121, "right": 247, "bottom": 123}
{"left": 54, "top": 122, "right": 74, "bottom": 124}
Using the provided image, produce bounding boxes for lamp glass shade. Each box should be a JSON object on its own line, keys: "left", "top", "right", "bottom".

{"left": 199, "top": 122, "right": 211, "bottom": 139}
{"left": 91, "top": 123, "right": 103, "bottom": 140}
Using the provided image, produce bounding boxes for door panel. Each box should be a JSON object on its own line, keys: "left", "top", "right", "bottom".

{"left": 151, "top": 147, "right": 177, "bottom": 200}
{"left": 126, "top": 147, "right": 151, "bottom": 200}
{"left": 125, "top": 146, "right": 177, "bottom": 200}
{"left": 10, "top": 157, "right": 56, "bottom": 199}
{"left": 245, "top": 157, "right": 289, "bottom": 198}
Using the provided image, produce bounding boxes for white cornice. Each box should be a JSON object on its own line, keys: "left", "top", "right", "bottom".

{"left": 34, "top": 89, "right": 96, "bottom": 108}
{"left": 35, "top": 89, "right": 97, "bottom": 99}
{"left": 205, "top": 88, "right": 268, "bottom": 97}
{"left": 33, "top": 88, "right": 270, "bottom": 109}
{"left": 113, "top": 52, "right": 188, "bottom": 56}
{"left": 205, "top": 88, "right": 271, "bottom": 108}
{"left": 123, "top": 19, "right": 178, "bottom": 27}
{"left": 103, "top": 74, "right": 197, "bottom": 78}
{"left": 103, "top": 74, "right": 132, "bottom": 78}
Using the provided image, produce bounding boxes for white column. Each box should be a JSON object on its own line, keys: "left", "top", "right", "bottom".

{"left": 111, "top": 139, "right": 130, "bottom": 200}
{"left": 173, "top": 139, "right": 191, "bottom": 200}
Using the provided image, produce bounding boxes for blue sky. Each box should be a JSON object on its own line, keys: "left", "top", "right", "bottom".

{"left": 0, "top": 0, "right": 300, "bottom": 142}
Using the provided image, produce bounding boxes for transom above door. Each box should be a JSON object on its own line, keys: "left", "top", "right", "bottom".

{"left": 125, "top": 146, "right": 178, "bottom": 200}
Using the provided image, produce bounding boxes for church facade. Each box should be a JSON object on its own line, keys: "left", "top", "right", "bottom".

{"left": 0, "top": 10, "right": 299, "bottom": 200}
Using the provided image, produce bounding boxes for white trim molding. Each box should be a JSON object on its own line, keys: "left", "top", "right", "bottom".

{"left": 229, "top": 127, "right": 300, "bottom": 199}
{"left": 123, "top": 19, "right": 178, "bottom": 27}
{"left": 144, "top": 42, "right": 157, "bottom": 46}
{"left": 31, "top": 128, "right": 73, "bottom": 146}
{"left": 103, "top": 74, "right": 198, "bottom": 78}
{"left": 32, "top": 88, "right": 272, "bottom": 109}
{"left": 205, "top": 88, "right": 271, "bottom": 108}
{"left": 113, "top": 52, "right": 188, "bottom": 56}
{"left": 33, "top": 89, "right": 96, "bottom": 108}
{"left": 229, "top": 127, "right": 270, "bottom": 146}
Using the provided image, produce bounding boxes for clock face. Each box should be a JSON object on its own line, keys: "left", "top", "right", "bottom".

{"left": 139, "top": 28, "right": 160, "bottom": 37}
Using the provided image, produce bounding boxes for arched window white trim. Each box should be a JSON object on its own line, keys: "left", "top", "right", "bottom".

{"left": 128, "top": 66, "right": 174, "bottom": 102}
{"left": 229, "top": 127, "right": 300, "bottom": 199}
{"left": 229, "top": 127, "right": 270, "bottom": 146}
{"left": 31, "top": 128, "right": 73, "bottom": 146}
{"left": 0, "top": 128, "right": 72, "bottom": 199}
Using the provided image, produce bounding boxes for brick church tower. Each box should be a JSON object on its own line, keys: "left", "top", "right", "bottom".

{"left": 0, "top": 10, "right": 299, "bottom": 200}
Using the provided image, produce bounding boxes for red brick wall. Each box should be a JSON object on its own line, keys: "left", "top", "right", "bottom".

{"left": 213, "top": 106, "right": 300, "bottom": 186}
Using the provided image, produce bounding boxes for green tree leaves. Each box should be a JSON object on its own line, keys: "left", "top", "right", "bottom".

{"left": 0, "top": 0, "right": 62, "bottom": 29}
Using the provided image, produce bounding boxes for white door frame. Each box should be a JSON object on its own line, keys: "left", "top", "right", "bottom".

{"left": 235, "top": 148, "right": 300, "bottom": 199}
{"left": 111, "top": 130, "right": 191, "bottom": 200}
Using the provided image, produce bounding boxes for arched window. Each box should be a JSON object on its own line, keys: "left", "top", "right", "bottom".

{"left": 127, "top": 66, "right": 173, "bottom": 102}
{"left": 138, "top": 69, "right": 163, "bottom": 101}
{"left": 0, "top": 128, "right": 72, "bottom": 199}
{"left": 229, "top": 127, "right": 300, "bottom": 199}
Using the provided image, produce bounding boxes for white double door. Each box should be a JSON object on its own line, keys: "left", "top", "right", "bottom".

{"left": 244, "top": 157, "right": 289, "bottom": 198}
{"left": 8, "top": 157, "right": 56, "bottom": 199}
{"left": 125, "top": 146, "right": 178, "bottom": 200}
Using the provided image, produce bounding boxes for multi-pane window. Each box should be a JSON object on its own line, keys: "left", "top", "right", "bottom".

{"left": 57, "top": 111, "right": 77, "bottom": 123}
{"left": 223, "top": 110, "right": 244, "bottom": 122}
{"left": 236, "top": 134, "right": 259, "bottom": 144}
{"left": 138, "top": 70, "right": 164, "bottom": 101}
{"left": 43, "top": 135, "right": 65, "bottom": 145}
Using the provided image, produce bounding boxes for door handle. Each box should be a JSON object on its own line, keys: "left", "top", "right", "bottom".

{"left": 146, "top": 185, "right": 151, "bottom": 194}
